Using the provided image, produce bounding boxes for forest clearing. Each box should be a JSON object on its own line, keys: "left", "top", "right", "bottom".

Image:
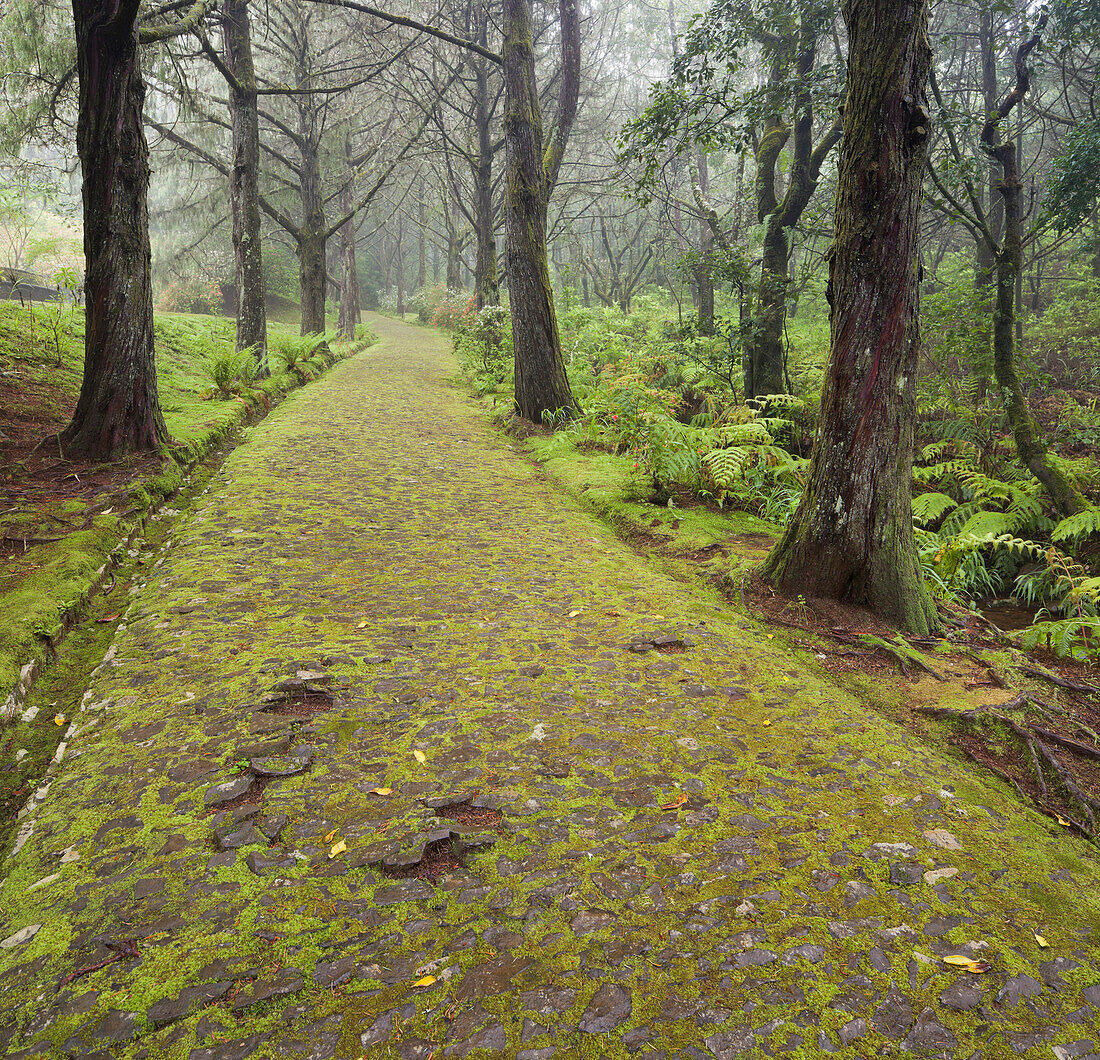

{"left": 3, "top": 0, "right": 1100, "bottom": 1056}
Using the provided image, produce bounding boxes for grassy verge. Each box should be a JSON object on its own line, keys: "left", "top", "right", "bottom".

{"left": 0, "top": 301, "right": 375, "bottom": 734}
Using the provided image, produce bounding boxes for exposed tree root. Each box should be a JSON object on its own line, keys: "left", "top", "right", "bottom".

{"left": 916, "top": 699, "right": 1100, "bottom": 842}
{"left": 1020, "top": 664, "right": 1100, "bottom": 698}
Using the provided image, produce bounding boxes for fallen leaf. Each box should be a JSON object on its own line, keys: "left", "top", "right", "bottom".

{"left": 412, "top": 749, "right": 427, "bottom": 764}
{"left": 1034, "top": 934, "right": 1049, "bottom": 948}
{"left": 370, "top": 786, "right": 393, "bottom": 796}
{"left": 329, "top": 840, "right": 347, "bottom": 858}
{"left": 761, "top": 719, "right": 772, "bottom": 727}
{"left": 1056, "top": 814, "right": 1070, "bottom": 827}
{"left": 53, "top": 714, "right": 66, "bottom": 726}
{"left": 942, "top": 955, "right": 990, "bottom": 973}
{"left": 661, "top": 794, "right": 689, "bottom": 811}
{"left": 356, "top": 620, "right": 367, "bottom": 629}
{"left": 567, "top": 609, "right": 582, "bottom": 618}
{"left": 323, "top": 827, "right": 338, "bottom": 842}
{"left": 412, "top": 975, "right": 436, "bottom": 987}
{"left": 96, "top": 613, "right": 120, "bottom": 623}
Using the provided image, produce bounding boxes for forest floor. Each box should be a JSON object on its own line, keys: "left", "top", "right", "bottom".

{"left": 1, "top": 314, "right": 1099, "bottom": 1059}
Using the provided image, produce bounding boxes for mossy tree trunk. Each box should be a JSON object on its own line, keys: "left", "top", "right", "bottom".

{"left": 337, "top": 142, "right": 360, "bottom": 340}
{"left": 224, "top": 0, "right": 268, "bottom": 374}
{"left": 63, "top": 0, "right": 167, "bottom": 460}
{"left": 503, "top": 0, "right": 578, "bottom": 422}
{"left": 473, "top": 0, "right": 499, "bottom": 310}
{"left": 695, "top": 149, "right": 714, "bottom": 336}
{"left": 980, "top": 16, "right": 1086, "bottom": 517}
{"left": 761, "top": 0, "right": 938, "bottom": 634}
{"left": 744, "top": 24, "right": 841, "bottom": 401}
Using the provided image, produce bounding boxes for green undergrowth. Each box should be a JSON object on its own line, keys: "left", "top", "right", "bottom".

{"left": 0, "top": 300, "right": 375, "bottom": 700}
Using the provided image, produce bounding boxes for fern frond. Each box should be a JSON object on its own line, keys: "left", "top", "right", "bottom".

{"left": 912, "top": 491, "right": 958, "bottom": 527}
{"left": 1052, "top": 507, "right": 1100, "bottom": 545}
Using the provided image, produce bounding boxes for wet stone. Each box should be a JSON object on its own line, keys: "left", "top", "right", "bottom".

{"left": 703, "top": 1028, "right": 755, "bottom": 1058}
{"left": 147, "top": 982, "right": 232, "bottom": 1028}
{"left": 940, "top": 979, "right": 983, "bottom": 1011}
{"left": 188, "top": 1032, "right": 266, "bottom": 1060}
{"left": 903, "top": 1008, "right": 958, "bottom": 1055}
{"left": 359, "top": 1011, "right": 394, "bottom": 1048}
{"left": 838, "top": 1018, "right": 866, "bottom": 1045}
{"left": 445, "top": 1023, "right": 506, "bottom": 1057}
{"left": 92, "top": 1009, "right": 140, "bottom": 1042}
{"left": 204, "top": 777, "right": 254, "bottom": 808}
{"left": 578, "top": 983, "right": 631, "bottom": 1034}
{"left": 873, "top": 992, "right": 913, "bottom": 1039}
{"left": 1040, "top": 957, "right": 1080, "bottom": 988}
{"left": 374, "top": 881, "right": 433, "bottom": 904}
{"left": 996, "top": 974, "right": 1043, "bottom": 1006}
{"left": 456, "top": 954, "right": 533, "bottom": 999}
{"left": 571, "top": 909, "right": 617, "bottom": 934}
{"left": 843, "top": 881, "right": 876, "bottom": 908}
{"left": 232, "top": 969, "right": 304, "bottom": 1011}
{"left": 313, "top": 956, "right": 358, "bottom": 988}
{"left": 888, "top": 861, "right": 924, "bottom": 887}
{"left": 250, "top": 746, "right": 313, "bottom": 777}
{"left": 520, "top": 987, "right": 576, "bottom": 1016}
{"left": 781, "top": 944, "right": 824, "bottom": 965}
{"left": 214, "top": 822, "right": 263, "bottom": 851}
{"left": 244, "top": 851, "right": 295, "bottom": 875}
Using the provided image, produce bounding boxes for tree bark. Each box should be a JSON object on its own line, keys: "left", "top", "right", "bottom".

{"left": 982, "top": 17, "right": 1085, "bottom": 517}
{"left": 224, "top": 0, "right": 268, "bottom": 372}
{"left": 337, "top": 146, "right": 360, "bottom": 340}
{"left": 695, "top": 149, "right": 714, "bottom": 335}
{"left": 503, "top": 0, "right": 577, "bottom": 421}
{"left": 473, "top": 0, "right": 499, "bottom": 309}
{"left": 761, "top": 0, "right": 938, "bottom": 634}
{"left": 63, "top": 0, "right": 166, "bottom": 460}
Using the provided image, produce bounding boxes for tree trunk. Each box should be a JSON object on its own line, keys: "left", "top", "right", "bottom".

{"left": 63, "top": 0, "right": 166, "bottom": 460}
{"left": 991, "top": 127, "right": 1086, "bottom": 516}
{"left": 751, "top": 214, "right": 789, "bottom": 397}
{"left": 447, "top": 234, "right": 462, "bottom": 289}
{"left": 473, "top": 5, "right": 499, "bottom": 309}
{"left": 299, "top": 224, "right": 327, "bottom": 336}
{"left": 696, "top": 149, "right": 714, "bottom": 335}
{"left": 224, "top": 0, "right": 268, "bottom": 373}
{"left": 417, "top": 187, "right": 427, "bottom": 291}
{"left": 502, "top": 0, "right": 576, "bottom": 422}
{"left": 762, "top": 0, "right": 938, "bottom": 634}
{"left": 337, "top": 167, "right": 360, "bottom": 340}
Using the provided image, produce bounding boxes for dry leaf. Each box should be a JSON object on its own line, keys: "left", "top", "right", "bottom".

{"left": 1056, "top": 814, "right": 1070, "bottom": 827}
{"left": 661, "top": 794, "right": 689, "bottom": 811}
{"left": 329, "top": 839, "right": 347, "bottom": 858}
{"left": 412, "top": 750, "right": 427, "bottom": 764}
{"left": 942, "top": 955, "right": 990, "bottom": 973}
{"left": 370, "top": 786, "right": 393, "bottom": 796}
{"left": 53, "top": 714, "right": 67, "bottom": 726}
{"left": 323, "top": 827, "right": 338, "bottom": 842}
{"left": 356, "top": 620, "right": 367, "bottom": 629}
{"left": 1034, "top": 934, "right": 1049, "bottom": 948}
{"left": 412, "top": 975, "right": 436, "bottom": 987}
{"left": 567, "top": 609, "right": 582, "bottom": 618}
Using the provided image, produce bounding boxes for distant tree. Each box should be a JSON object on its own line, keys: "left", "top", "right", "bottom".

{"left": 761, "top": 0, "right": 938, "bottom": 633}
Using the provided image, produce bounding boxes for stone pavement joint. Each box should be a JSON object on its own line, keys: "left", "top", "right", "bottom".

{"left": 1, "top": 315, "right": 1098, "bottom": 1058}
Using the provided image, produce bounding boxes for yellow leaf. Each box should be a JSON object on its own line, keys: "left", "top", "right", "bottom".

{"left": 1056, "top": 814, "right": 1070, "bottom": 827}
{"left": 370, "top": 787, "right": 393, "bottom": 796}
{"left": 53, "top": 714, "right": 67, "bottom": 726}
{"left": 356, "top": 620, "right": 367, "bottom": 629}
{"left": 329, "top": 840, "right": 347, "bottom": 858}
{"left": 412, "top": 975, "right": 436, "bottom": 987}
{"left": 942, "top": 955, "right": 989, "bottom": 973}
{"left": 567, "top": 609, "right": 582, "bottom": 618}
{"left": 1034, "top": 934, "right": 1049, "bottom": 948}
{"left": 661, "top": 794, "right": 689, "bottom": 811}
{"left": 323, "top": 827, "right": 338, "bottom": 842}
{"left": 761, "top": 719, "right": 772, "bottom": 727}
{"left": 412, "top": 749, "right": 427, "bottom": 764}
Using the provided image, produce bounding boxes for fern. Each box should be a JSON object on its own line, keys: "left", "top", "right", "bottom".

{"left": 1019, "top": 616, "right": 1100, "bottom": 661}
{"left": 911, "top": 491, "right": 958, "bottom": 527}
{"left": 1052, "top": 507, "right": 1100, "bottom": 545}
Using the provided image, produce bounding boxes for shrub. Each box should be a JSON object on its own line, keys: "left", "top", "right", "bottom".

{"left": 157, "top": 276, "right": 223, "bottom": 315}
{"left": 454, "top": 304, "right": 512, "bottom": 394}
{"left": 205, "top": 345, "right": 258, "bottom": 396}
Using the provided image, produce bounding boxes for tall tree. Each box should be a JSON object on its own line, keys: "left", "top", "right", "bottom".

{"left": 62, "top": 0, "right": 211, "bottom": 459}
{"left": 761, "top": 0, "right": 938, "bottom": 633}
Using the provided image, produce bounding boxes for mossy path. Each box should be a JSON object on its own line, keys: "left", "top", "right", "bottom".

{"left": 2, "top": 315, "right": 1099, "bottom": 1059}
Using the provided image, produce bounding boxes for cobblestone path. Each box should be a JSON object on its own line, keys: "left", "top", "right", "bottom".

{"left": 3, "top": 315, "right": 1100, "bottom": 1059}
